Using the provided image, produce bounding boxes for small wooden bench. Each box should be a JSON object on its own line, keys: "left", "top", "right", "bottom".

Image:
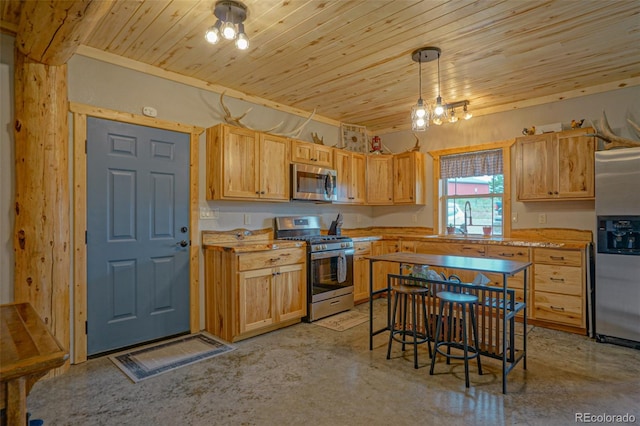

{"left": 1, "top": 303, "right": 68, "bottom": 426}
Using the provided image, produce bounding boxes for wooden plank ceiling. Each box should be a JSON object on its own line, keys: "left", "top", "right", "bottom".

{"left": 2, "top": 0, "right": 639, "bottom": 134}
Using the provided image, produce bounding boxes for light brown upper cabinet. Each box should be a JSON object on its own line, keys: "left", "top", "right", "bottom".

{"left": 393, "top": 151, "right": 427, "bottom": 204}
{"left": 516, "top": 128, "right": 595, "bottom": 201}
{"left": 366, "top": 154, "right": 394, "bottom": 205}
{"left": 290, "top": 139, "right": 333, "bottom": 168}
{"left": 207, "top": 124, "right": 290, "bottom": 201}
{"left": 334, "top": 149, "right": 366, "bottom": 204}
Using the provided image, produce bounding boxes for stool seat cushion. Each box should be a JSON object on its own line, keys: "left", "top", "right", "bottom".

{"left": 436, "top": 291, "right": 478, "bottom": 304}
{"left": 393, "top": 284, "right": 431, "bottom": 294}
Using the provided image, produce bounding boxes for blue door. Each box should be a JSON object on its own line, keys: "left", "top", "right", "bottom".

{"left": 87, "top": 117, "right": 190, "bottom": 355}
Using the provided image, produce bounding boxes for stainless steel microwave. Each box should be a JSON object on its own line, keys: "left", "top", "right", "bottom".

{"left": 291, "top": 163, "right": 337, "bottom": 202}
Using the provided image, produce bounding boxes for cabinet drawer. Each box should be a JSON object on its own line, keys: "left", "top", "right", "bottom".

{"left": 534, "top": 248, "right": 582, "bottom": 266}
{"left": 415, "top": 242, "right": 486, "bottom": 257}
{"left": 354, "top": 242, "right": 371, "bottom": 255}
{"left": 534, "top": 292, "right": 583, "bottom": 326}
{"left": 485, "top": 271, "right": 527, "bottom": 290}
{"left": 485, "top": 245, "right": 530, "bottom": 261}
{"left": 238, "top": 249, "right": 305, "bottom": 271}
{"left": 535, "top": 264, "right": 582, "bottom": 296}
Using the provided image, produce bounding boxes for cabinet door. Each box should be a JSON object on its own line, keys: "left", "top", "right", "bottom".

{"left": 516, "top": 134, "right": 554, "bottom": 200}
{"left": 314, "top": 144, "right": 334, "bottom": 168}
{"left": 223, "top": 127, "right": 260, "bottom": 199}
{"left": 393, "top": 152, "right": 426, "bottom": 204}
{"left": 366, "top": 155, "right": 394, "bottom": 204}
{"left": 555, "top": 129, "right": 595, "bottom": 199}
{"left": 351, "top": 152, "right": 366, "bottom": 204}
{"left": 260, "top": 134, "right": 290, "bottom": 200}
{"left": 274, "top": 263, "right": 306, "bottom": 322}
{"left": 334, "top": 150, "right": 352, "bottom": 203}
{"left": 238, "top": 268, "right": 274, "bottom": 333}
{"left": 291, "top": 139, "right": 315, "bottom": 164}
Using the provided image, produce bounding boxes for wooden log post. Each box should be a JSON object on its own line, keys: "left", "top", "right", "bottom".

{"left": 13, "top": 52, "right": 70, "bottom": 375}
{"left": 11, "top": 0, "right": 114, "bottom": 374}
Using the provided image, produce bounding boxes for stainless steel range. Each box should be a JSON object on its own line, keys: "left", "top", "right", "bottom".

{"left": 274, "top": 215, "right": 354, "bottom": 322}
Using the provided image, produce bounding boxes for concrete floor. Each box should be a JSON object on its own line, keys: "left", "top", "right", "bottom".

{"left": 28, "top": 300, "right": 640, "bottom": 426}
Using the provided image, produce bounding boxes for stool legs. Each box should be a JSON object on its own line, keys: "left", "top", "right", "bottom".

{"left": 387, "top": 288, "right": 432, "bottom": 369}
{"left": 430, "top": 298, "right": 482, "bottom": 388}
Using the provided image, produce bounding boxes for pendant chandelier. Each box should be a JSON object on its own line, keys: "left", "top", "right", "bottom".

{"left": 410, "top": 46, "right": 471, "bottom": 130}
{"left": 205, "top": 1, "right": 249, "bottom": 50}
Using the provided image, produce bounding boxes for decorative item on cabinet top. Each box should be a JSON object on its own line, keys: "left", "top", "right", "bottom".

{"left": 587, "top": 111, "right": 640, "bottom": 150}
{"left": 216, "top": 91, "right": 315, "bottom": 138}
{"left": 341, "top": 123, "right": 368, "bottom": 153}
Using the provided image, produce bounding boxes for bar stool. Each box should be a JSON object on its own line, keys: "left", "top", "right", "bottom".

{"left": 386, "top": 283, "right": 432, "bottom": 368}
{"left": 429, "top": 291, "right": 483, "bottom": 387}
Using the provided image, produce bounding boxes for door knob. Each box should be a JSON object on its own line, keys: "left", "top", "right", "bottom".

{"left": 181, "top": 226, "right": 188, "bottom": 233}
{"left": 177, "top": 240, "right": 188, "bottom": 247}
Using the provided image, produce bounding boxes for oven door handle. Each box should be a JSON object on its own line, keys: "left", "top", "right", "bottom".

{"left": 310, "top": 248, "right": 354, "bottom": 261}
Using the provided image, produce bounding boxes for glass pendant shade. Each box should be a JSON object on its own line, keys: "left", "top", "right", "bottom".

{"left": 236, "top": 24, "right": 249, "bottom": 49}
{"left": 221, "top": 21, "right": 236, "bottom": 39}
{"left": 411, "top": 98, "right": 428, "bottom": 131}
{"left": 205, "top": 22, "right": 221, "bottom": 44}
{"left": 448, "top": 108, "right": 458, "bottom": 123}
{"left": 463, "top": 104, "right": 473, "bottom": 120}
{"left": 433, "top": 96, "right": 445, "bottom": 116}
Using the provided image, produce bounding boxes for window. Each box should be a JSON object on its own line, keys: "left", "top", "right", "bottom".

{"left": 430, "top": 143, "right": 512, "bottom": 237}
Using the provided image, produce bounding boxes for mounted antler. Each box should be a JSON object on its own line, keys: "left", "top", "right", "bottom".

{"left": 311, "top": 132, "right": 324, "bottom": 145}
{"left": 219, "top": 91, "right": 315, "bottom": 138}
{"left": 407, "top": 133, "right": 421, "bottom": 152}
{"left": 588, "top": 111, "right": 640, "bottom": 150}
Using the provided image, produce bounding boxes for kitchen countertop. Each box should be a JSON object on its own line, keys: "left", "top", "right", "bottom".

{"left": 203, "top": 240, "right": 305, "bottom": 253}
{"left": 350, "top": 234, "right": 590, "bottom": 249}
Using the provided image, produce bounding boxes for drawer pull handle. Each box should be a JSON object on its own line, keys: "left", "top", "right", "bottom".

{"left": 550, "top": 256, "right": 565, "bottom": 260}
{"left": 270, "top": 257, "right": 281, "bottom": 262}
{"left": 550, "top": 305, "right": 565, "bottom": 312}
{"left": 550, "top": 277, "right": 565, "bottom": 282}
{"left": 499, "top": 253, "right": 515, "bottom": 257}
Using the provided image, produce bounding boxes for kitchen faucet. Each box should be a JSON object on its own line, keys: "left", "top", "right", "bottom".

{"left": 462, "top": 201, "right": 473, "bottom": 235}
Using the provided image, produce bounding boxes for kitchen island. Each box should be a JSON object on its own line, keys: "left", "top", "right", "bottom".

{"left": 367, "top": 252, "right": 531, "bottom": 394}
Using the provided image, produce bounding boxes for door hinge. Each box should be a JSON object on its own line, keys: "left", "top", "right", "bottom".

{"left": 85, "top": 231, "right": 87, "bottom": 244}
{"left": 85, "top": 139, "right": 87, "bottom": 154}
{"left": 85, "top": 321, "right": 88, "bottom": 334}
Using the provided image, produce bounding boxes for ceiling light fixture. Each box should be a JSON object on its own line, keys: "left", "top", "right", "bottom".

{"left": 410, "top": 46, "right": 472, "bottom": 128}
{"left": 205, "top": 1, "right": 249, "bottom": 50}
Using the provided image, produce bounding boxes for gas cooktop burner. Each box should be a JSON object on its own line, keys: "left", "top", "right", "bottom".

{"left": 274, "top": 215, "right": 353, "bottom": 252}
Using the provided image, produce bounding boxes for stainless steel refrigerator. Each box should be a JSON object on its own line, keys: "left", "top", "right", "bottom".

{"left": 595, "top": 146, "right": 640, "bottom": 348}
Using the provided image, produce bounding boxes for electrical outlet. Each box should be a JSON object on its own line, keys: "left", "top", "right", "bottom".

{"left": 538, "top": 213, "right": 547, "bottom": 224}
{"left": 512, "top": 212, "right": 518, "bottom": 223}
{"left": 244, "top": 214, "right": 251, "bottom": 225}
{"left": 412, "top": 214, "right": 418, "bottom": 223}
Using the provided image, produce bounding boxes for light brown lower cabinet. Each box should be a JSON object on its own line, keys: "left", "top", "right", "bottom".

{"left": 533, "top": 247, "right": 586, "bottom": 330}
{"left": 353, "top": 241, "right": 372, "bottom": 303}
{"left": 411, "top": 239, "right": 588, "bottom": 333}
{"left": 205, "top": 247, "right": 307, "bottom": 342}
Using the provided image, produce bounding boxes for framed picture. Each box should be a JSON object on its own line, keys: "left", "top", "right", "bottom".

{"left": 341, "top": 123, "right": 368, "bottom": 153}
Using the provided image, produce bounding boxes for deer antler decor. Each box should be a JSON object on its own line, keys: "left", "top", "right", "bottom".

{"left": 311, "top": 132, "right": 324, "bottom": 145}
{"left": 219, "top": 91, "right": 315, "bottom": 138}
{"left": 407, "top": 133, "right": 422, "bottom": 152}
{"left": 588, "top": 111, "right": 640, "bottom": 150}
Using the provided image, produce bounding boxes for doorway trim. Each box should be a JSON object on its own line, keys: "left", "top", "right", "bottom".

{"left": 70, "top": 102, "right": 204, "bottom": 363}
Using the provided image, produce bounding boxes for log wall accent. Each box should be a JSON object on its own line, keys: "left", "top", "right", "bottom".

{"left": 16, "top": 0, "right": 114, "bottom": 65}
{"left": 13, "top": 50, "right": 70, "bottom": 375}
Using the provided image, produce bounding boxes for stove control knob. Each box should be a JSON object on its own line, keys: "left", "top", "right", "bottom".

{"left": 323, "top": 244, "right": 327, "bottom": 250}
